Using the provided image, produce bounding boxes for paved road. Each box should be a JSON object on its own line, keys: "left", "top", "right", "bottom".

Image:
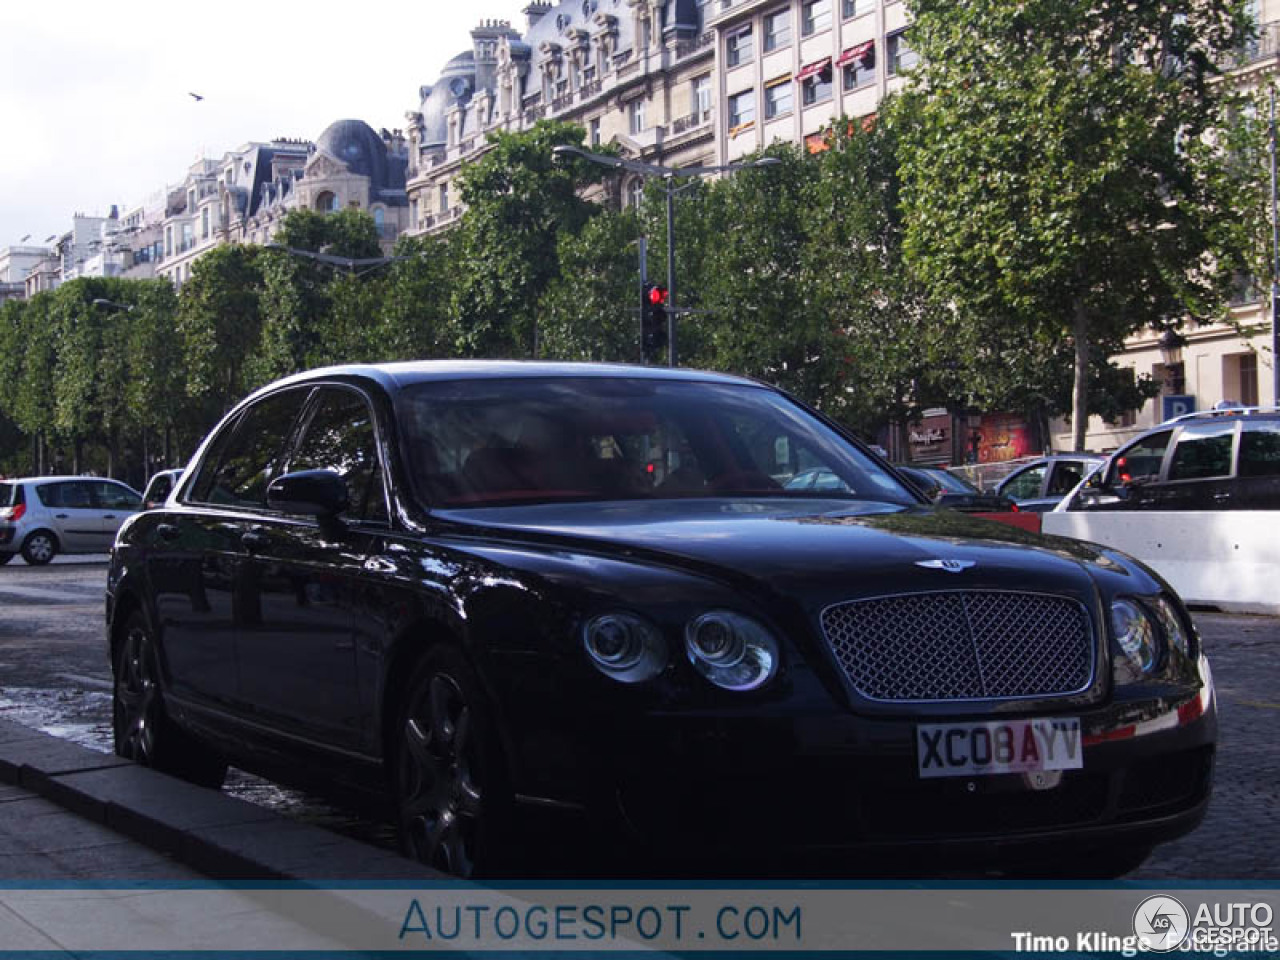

{"left": 0, "top": 558, "right": 1276, "bottom": 879}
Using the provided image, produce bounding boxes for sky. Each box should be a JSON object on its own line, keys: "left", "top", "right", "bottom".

{"left": 0, "top": 0, "right": 532, "bottom": 249}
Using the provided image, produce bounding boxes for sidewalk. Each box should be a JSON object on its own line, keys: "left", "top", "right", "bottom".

{"left": 0, "top": 717, "right": 441, "bottom": 953}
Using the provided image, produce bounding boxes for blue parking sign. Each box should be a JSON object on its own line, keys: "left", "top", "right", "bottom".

{"left": 1162, "top": 395, "right": 1196, "bottom": 420}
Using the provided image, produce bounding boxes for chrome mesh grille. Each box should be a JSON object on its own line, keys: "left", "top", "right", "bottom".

{"left": 820, "top": 591, "right": 1094, "bottom": 702}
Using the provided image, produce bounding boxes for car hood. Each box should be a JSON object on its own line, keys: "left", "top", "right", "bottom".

{"left": 436, "top": 498, "right": 1143, "bottom": 605}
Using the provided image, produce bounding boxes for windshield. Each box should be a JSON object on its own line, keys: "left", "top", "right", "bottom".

{"left": 924, "top": 468, "right": 978, "bottom": 494}
{"left": 398, "top": 377, "right": 918, "bottom": 509}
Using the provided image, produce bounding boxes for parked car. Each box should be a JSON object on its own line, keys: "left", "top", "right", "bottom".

{"left": 0, "top": 476, "right": 143, "bottom": 565}
{"left": 1059, "top": 407, "right": 1280, "bottom": 512}
{"left": 106, "top": 362, "right": 1215, "bottom": 878}
{"left": 998, "top": 455, "right": 1106, "bottom": 512}
{"left": 895, "top": 464, "right": 1020, "bottom": 513}
{"left": 141, "top": 469, "right": 184, "bottom": 510}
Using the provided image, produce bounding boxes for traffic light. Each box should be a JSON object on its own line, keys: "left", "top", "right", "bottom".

{"left": 641, "top": 283, "right": 668, "bottom": 361}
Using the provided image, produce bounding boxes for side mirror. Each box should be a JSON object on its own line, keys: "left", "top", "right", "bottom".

{"left": 267, "top": 469, "right": 349, "bottom": 518}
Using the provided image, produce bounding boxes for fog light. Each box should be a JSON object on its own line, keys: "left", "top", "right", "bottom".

{"left": 583, "top": 613, "right": 666, "bottom": 683}
{"left": 685, "top": 611, "right": 779, "bottom": 691}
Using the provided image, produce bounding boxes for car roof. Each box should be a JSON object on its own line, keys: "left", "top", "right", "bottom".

{"left": 1160, "top": 406, "right": 1280, "bottom": 426}
{"left": 254, "top": 360, "right": 762, "bottom": 400}
{"left": 7, "top": 475, "right": 131, "bottom": 484}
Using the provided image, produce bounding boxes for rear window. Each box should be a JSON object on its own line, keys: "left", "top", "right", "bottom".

{"left": 1239, "top": 421, "right": 1280, "bottom": 477}
{"left": 0, "top": 483, "right": 20, "bottom": 508}
{"left": 1168, "top": 422, "right": 1235, "bottom": 481}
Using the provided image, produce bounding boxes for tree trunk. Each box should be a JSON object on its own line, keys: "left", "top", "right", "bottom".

{"left": 1071, "top": 300, "right": 1090, "bottom": 452}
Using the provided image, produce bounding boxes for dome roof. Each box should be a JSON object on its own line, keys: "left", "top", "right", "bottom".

{"left": 313, "top": 118, "right": 407, "bottom": 203}
{"left": 418, "top": 50, "right": 477, "bottom": 148}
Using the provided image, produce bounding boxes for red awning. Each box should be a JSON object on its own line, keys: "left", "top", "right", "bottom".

{"left": 835, "top": 41, "right": 874, "bottom": 68}
{"left": 795, "top": 57, "right": 831, "bottom": 81}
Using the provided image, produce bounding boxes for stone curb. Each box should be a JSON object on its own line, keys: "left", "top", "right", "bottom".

{"left": 0, "top": 717, "right": 438, "bottom": 883}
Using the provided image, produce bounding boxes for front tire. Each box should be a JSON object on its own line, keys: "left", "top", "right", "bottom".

{"left": 21, "top": 530, "right": 57, "bottom": 565}
{"left": 393, "top": 648, "right": 512, "bottom": 877}
{"left": 113, "top": 611, "right": 227, "bottom": 788}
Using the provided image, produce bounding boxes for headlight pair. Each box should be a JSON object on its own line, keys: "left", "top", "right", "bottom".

{"left": 1110, "top": 595, "right": 1191, "bottom": 683}
{"left": 583, "top": 610, "right": 779, "bottom": 691}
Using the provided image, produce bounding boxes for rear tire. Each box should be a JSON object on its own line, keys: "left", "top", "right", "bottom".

{"left": 113, "top": 611, "right": 227, "bottom": 788}
{"left": 0, "top": 553, "right": 12, "bottom": 565}
{"left": 21, "top": 530, "right": 57, "bottom": 565}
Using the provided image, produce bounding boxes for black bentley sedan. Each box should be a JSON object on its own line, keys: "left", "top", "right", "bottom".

{"left": 105, "top": 362, "right": 1215, "bottom": 878}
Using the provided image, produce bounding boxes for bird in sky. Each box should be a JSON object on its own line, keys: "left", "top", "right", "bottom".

{"left": 189, "top": 92, "right": 204, "bottom": 101}
{"left": 19, "top": 234, "right": 29, "bottom": 242}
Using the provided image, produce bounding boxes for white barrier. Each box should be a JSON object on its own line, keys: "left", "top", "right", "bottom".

{"left": 1042, "top": 511, "right": 1280, "bottom": 615}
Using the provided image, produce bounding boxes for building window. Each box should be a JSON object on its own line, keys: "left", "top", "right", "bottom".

{"left": 726, "top": 25, "right": 753, "bottom": 67}
{"left": 1242, "top": 353, "right": 1259, "bottom": 405}
{"left": 802, "top": 66, "right": 833, "bottom": 105}
{"left": 374, "top": 207, "right": 385, "bottom": 230}
{"left": 728, "top": 89, "right": 756, "bottom": 132}
{"left": 411, "top": 198, "right": 419, "bottom": 228}
{"left": 439, "top": 183, "right": 449, "bottom": 212}
{"left": 201, "top": 207, "right": 209, "bottom": 240}
{"left": 1156, "top": 361, "right": 1186, "bottom": 397}
{"left": 764, "top": 8, "right": 791, "bottom": 51}
{"left": 630, "top": 97, "right": 647, "bottom": 134}
{"left": 590, "top": 117, "right": 602, "bottom": 146}
{"left": 694, "top": 75, "right": 712, "bottom": 119}
{"left": 887, "top": 30, "right": 919, "bottom": 75}
{"left": 165, "top": 227, "right": 172, "bottom": 257}
{"left": 841, "top": 43, "right": 876, "bottom": 90}
{"left": 187, "top": 189, "right": 196, "bottom": 211}
{"left": 842, "top": 0, "right": 874, "bottom": 17}
{"left": 628, "top": 178, "right": 645, "bottom": 209}
{"left": 765, "top": 79, "right": 793, "bottom": 119}
{"left": 801, "top": 0, "right": 831, "bottom": 36}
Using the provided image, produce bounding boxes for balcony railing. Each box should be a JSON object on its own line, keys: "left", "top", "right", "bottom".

{"left": 1232, "top": 21, "right": 1280, "bottom": 68}
{"left": 675, "top": 32, "right": 714, "bottom": 59}
{"left": 671, "top": 109, "right": 714, "bottom": 136}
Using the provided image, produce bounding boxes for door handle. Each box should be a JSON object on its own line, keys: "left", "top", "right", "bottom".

{"left": 55, "top": 513, "right": 68, "bottom": 519}
{"left": 241, "top": 530, "right": 270, "bottom": 553}
{"left": 102, "top": 514, "right": 117, "bottom": 520}
{"left": 156, "top": 523, "right": 180, "bottom": 542}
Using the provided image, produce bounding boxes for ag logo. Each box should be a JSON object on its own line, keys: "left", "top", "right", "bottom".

{"left": 1133, "top": 895, "right": 1190, "bottom": 952}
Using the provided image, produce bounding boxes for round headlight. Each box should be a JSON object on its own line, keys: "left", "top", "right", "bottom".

{"left": 583, "top": 613, "right": 666, "bottom": 683}
{"left": 1152, "top": 596, "right": 1191, "bottom": 657}
{"left": 685, "top": 611, "right": 779, "bottom": 691}
{"left": 1111, "top": 599, "right": 1158, "bottom": 677}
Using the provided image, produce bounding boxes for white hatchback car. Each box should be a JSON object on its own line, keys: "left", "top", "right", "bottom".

{"left": 0, "top": 476, "right": 142, "bottom": 565}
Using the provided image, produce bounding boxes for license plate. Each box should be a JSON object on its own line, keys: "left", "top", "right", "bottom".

{"left": 916, "top": 717, "right": 1082, "bottom": 779}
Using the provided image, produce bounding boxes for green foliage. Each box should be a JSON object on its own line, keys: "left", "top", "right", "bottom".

{"left": 450, "top": 121, "right": 605, "bottom": 357}
{"left": 540, "top": 210, "right": 645, "bottom": 362}
{"left": 178, "top": 245, "right": 267, "bottom": 414}
{"left": 377, "top": 233, "right": 460, "bottom": 360}
{"left": 894, "top": 0, "right": 1250, "bottom": 446}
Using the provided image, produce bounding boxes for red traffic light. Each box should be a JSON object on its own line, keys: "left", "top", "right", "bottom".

{"left": 647, "top": 285, "right": 668, "bottom": 306}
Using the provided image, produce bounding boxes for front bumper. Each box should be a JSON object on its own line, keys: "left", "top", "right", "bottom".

{"left": 531, "top": 674, "right": 1217, "bottom": 867}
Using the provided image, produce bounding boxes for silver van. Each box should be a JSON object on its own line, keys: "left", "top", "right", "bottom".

{"left": 0, "top": 476, "right": 142, "bottom": 565}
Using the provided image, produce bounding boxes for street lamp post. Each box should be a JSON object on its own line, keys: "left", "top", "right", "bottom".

{"left": 552, "top": 145, "right": 780, "bottom": 367}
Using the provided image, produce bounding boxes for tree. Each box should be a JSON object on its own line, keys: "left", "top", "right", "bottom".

{"left": 450, "top": 121, "right": 604, "bottom": 357}
{"left": 178, "top": 245, "right": 268, "bottom": 416}
{"left": 539, "top": 210, "right": 646, "bottom": 362}
{"left": 895, "top": 0, "right": 1250, "bottom": 450}
{"left": 376, "top": 232, "right": 460, "bottom": 361}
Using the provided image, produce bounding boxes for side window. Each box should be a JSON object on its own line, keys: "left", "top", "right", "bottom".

{"left": 190, "top": 389, "right": 311, "bottom": 508}
{"left": 1108, "top": 431, "right": 1172, "bottom": 486}
{"left": 94, "top": 482, "right": 141, "bottom": 510}
{"left": 1047, "top": 461, "right": 1086, "bottom": 496}
{"left": 39, "top": 482, "right": 93, "bottom": 508}
{"left": 1239, "top": 421, "right": 1280, "bottom": 477}
{"left": 1167, "top": 422, "right": 1235, "bottom": 481}
{"left": 288, "top": 387, "right": 388, "bottom": 523}
{"left": 1001, "top": 465, "right": 1045, "bottom": 500}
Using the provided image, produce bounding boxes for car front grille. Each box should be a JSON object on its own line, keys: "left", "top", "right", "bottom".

{"left": 820, "top": 591, "right": 1094, "bottom": 702}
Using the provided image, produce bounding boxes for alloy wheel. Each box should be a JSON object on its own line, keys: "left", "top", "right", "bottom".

{"left": 399, "top": 673, "right": 483, "bottom": 877}
{"left": 23, "top": 533, "right": 54, "bottom": 565}
{"left": 115, "top": 623, "right": 160, "bottom": 763}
